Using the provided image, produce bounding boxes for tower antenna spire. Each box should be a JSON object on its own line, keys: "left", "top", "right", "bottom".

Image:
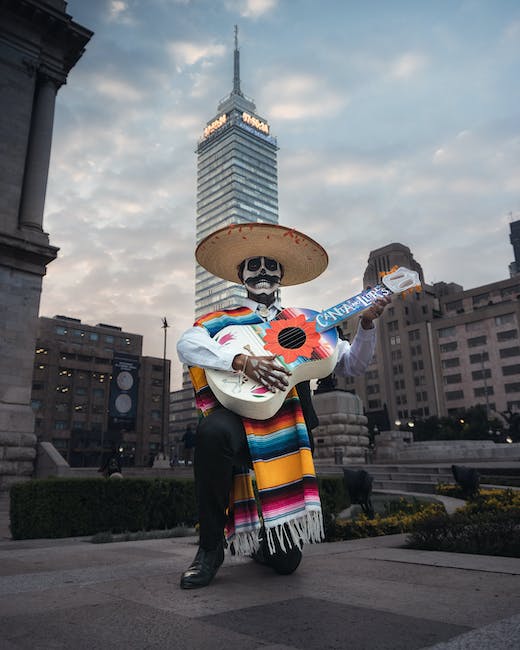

{"left": 233, "top": 24, "right": 243, "bottom": 96}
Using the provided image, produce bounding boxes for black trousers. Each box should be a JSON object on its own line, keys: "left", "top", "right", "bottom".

{"left": 194, "top": 408, "right": 251, "bottom": 550}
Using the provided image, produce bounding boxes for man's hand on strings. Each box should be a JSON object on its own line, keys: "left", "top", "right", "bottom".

{"left": 360, "top": 296, "right": 392, "bottom": 329}
{"left": 232, "top": 354, "right": 291, "bottom": 392}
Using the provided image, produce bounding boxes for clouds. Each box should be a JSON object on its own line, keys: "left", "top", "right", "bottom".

{"left": 224, "top": 0, "right": 278, "bottom": 19}
{"left": 41, "top": 0, "right": 520, "bottom": 388}
{"left": 386, "top": 52, "right": 428, "bottom": 80}
{"left": 265, "top": 74, "right": 348, "bottom": 121}
{"left": 168, "top": 41, "right": 226, "bottom": 69}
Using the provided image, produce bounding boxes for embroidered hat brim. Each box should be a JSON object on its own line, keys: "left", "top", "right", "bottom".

{"left": 195, "top": 223, "right": 328, "bottom": 286}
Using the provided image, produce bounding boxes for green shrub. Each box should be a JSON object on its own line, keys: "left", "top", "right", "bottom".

{"left": 327, "top": 502, "right": 445, "bottom": 542}
{"left": 462, "top": 488, "right": 520, "bottom": 514}
{"left": 9, "top": 477, "right": 197, "bottom": 540}
{"left": 382, "top": 497, "right": 426, "bottom": 517}
{"left": 407, "top": 508, "right": 520, "bottom": 557}
{"left": 407, "top": 488, "right": 520, "bottom": 557}
{"left": 318, "top": 476, "right": 350, "bottom": 538}
{"left": 10, "top": 476, "right": 346, "bottom": 541}
{"left": 436, "top": 482, "right": 472, "bottom": 499}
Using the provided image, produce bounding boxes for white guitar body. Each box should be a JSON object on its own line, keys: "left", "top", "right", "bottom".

{"left": 206, "top": 313, "right": 339, "bottom": 420}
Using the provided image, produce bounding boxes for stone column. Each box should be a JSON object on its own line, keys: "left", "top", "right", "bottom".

{"left": 0, "top": 0, "right": 92, "bottom": 504}
{"left": 0, "top": 267, "right": 42, "bottom": 491}
{"left": 18, "top": 75, "right": 58, "bottom": 231}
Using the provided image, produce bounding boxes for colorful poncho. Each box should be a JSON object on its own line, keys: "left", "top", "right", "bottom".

{"left": 189, "top": 307, "right": 324, "bottom": 556}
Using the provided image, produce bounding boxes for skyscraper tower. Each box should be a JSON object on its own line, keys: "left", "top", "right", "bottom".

{"left": 195, "top": 26, "right": 279, "bottom": 318}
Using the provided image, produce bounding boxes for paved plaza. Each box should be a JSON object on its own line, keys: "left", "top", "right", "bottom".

{"left": 0, "top": 522, "right": 519, "bottom": 649}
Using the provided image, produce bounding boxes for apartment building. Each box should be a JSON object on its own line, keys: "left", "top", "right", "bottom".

{"left": 338, "top": 243, "right": 520, "bottom": 428}
{"left": 32, "top": 315, "right": 170, "bottom": 466}
{"left": 433, "top": 276, "right": 520, "bottom": 417}
{"left": 339, "top": 244, "right": 440, "bottom": 428}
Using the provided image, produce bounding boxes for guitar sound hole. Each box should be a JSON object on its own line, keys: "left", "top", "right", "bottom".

{"left": 277, "top": 326, "right": 306, "bottom": 349}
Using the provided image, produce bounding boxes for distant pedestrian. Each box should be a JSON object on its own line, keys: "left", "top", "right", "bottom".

{"left": 98, "top": 449, "right": 123, "bottom": 479}
{"left": 182, "top": 425, "right": 196, "bottom": 464}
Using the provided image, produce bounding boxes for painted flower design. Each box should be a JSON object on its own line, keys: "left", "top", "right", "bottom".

{"left": 217, "top": 332, "right": 235, "bottom": 345}
{"left": 263, "top": 314, "right": 321, "bottom": 363}
{"left": 250, "top": 386, "right": 269, "bottom": 396}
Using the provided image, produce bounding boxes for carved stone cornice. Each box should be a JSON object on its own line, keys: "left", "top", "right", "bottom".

{"left": 0, "top": 230, "right": 58, "bottom": 276}
{"left": 0, "top": 0, "right": 93, "bottom": 83}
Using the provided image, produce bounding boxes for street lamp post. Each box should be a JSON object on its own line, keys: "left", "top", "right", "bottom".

{"left": 161, "top": 316, "right": 169, "bottom": 459}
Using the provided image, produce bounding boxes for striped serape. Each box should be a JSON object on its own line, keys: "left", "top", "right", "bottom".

{"left": 189, "top": 307, "right": 324, "bottom": 556}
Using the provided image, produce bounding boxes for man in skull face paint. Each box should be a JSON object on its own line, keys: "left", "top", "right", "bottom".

{"left": 240, "top": 256, "right": 283, "bottom": 302}
{"left": 233, "top": 256, "right": 293, "bottom": 394}
{"left": 177, "top": 224, "right": 390, "bottom": 589}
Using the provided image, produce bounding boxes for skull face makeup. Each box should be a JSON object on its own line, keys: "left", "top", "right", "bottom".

{"left": 241, "top": 256, "right": 282, "bottom": 305}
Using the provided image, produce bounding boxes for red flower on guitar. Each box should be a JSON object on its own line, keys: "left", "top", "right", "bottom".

{"left": 263, "top": 314, "right": 321, "bottom": 363}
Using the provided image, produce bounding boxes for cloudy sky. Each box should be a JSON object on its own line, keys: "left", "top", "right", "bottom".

{"left": 42, "top": 0, "right": 520, "bottom": 389}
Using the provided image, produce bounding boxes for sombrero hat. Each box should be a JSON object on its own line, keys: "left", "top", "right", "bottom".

{"left": 195, "top": 223, "right": 328, "bottom": 286}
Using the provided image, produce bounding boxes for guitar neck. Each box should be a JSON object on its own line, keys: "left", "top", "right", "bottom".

{"left": 315, "top": 283, "right": 393, "bottom": 333}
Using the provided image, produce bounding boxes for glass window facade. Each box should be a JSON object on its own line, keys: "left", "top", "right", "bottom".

{"left": 195, "top": 95, "right": 279, "bottom": 318}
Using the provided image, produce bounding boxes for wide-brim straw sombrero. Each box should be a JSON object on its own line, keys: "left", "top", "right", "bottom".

{"left": 195, "top": 223, "right": 328, "bottom": 286}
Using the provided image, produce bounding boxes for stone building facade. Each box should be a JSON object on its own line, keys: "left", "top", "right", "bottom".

{"left": 339, "top": 243, "right": 446, "bottom": 429}
{"left": 432, "top": 275, "right": 520, "bottom": 418}
{"left": 0, "top": 1, "right": 92, "bottom": 489}
{"left": 339, "top": 242, "right": 520, "bottom": 431}
{"left": 32, "top": 315, "right": 171, "bottom": 468}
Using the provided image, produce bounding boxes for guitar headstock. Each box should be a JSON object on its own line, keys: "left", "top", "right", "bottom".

{"left": 381, "top": 266, "right": 421, "bottom": 295}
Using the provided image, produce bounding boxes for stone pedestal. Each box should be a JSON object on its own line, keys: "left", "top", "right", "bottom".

{"left": 312, "top": 390, "right": 369, "bottom": 465}
{"left": 0, "top": 260, "right": 52, "bottom": 491}
{"left": 372, "top": 429, "right": 414, "bottom": 463}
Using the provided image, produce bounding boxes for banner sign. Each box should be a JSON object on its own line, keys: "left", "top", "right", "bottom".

{"left": 108, "top": 352, "right": 139, "bottom": 427}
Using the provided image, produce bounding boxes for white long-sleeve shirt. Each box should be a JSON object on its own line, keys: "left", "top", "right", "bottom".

{"left": 177, "top": 298, "right": 377, "bottom": 378}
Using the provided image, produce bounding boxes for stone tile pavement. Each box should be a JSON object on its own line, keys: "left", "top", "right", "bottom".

{"left": 0, "top": 529, "right": 519, "bottom": 649}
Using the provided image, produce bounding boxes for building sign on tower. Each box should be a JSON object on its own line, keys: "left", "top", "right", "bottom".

{"left": 203, "top": 114, "right": 227, "bottom": 139}
{"left": 242, "top": 112, "right": 269, "bottom": 134}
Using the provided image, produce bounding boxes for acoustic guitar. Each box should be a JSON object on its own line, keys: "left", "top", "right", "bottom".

{"left": 205, "top": 266, "right": 421, "bottom": 420}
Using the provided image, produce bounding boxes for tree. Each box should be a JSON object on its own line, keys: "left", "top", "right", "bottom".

{"left": 412, "top": 406, "right": 504, "bottom": 441}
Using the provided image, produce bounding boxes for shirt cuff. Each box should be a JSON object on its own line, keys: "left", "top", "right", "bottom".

{"left": 357, "top": 319, "right": 377, "bottom": 338}
{"left": 218, "top": 345, "right": 243, "bottom": 371}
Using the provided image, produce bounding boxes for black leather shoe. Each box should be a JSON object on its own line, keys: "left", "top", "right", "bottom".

{"left": 252, "top": 530, "right": 302, "bottom": 575}
{"left": 180, "top": 545, "right": 224, "bottom": 589}
{"left": 268, "top": 544, "right": 302, "bottom": 575}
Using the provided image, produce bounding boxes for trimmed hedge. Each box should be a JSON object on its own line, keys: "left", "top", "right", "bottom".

{"left": 9, "top": 477, "right": 197, "bottom": 540}
{"left": 327, "top": 501, "right": 445, "bottom": 542}
{"left": 407, "top": 488, "right": 520, "bottom": 557}
{"left": 9, "top": 476, "right": 348, "bottom": 541}
{"left": 406, "top": 509, "right": 520, "bottom": 557}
